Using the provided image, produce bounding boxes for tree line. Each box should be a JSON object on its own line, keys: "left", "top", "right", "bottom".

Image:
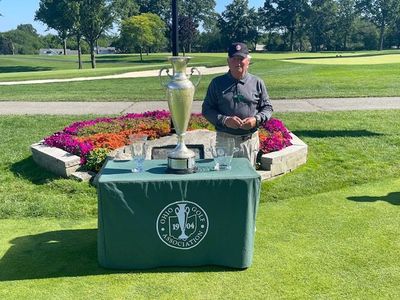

{"left": 1, "top": 0, "right": 399, "bottom": 69}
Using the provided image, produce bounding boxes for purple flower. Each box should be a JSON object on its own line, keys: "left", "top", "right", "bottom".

{"left": 259, "top": 118, "right": 292, "bottom": 154}
{"left": 120, "top": 110, "right": 171, "bottom": 120}
{"left": 43, "top": 132, "right": 94, "bottom": 165}
{"left": 42, "top": 111, "right": 293, "bottom": 166}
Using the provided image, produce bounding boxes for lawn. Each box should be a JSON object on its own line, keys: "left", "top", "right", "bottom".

{"left": 0, "top": 111, "right": 399, "bottom": 298}
{"left": 0, "top": 51, "right": 400, "bottom": 101}
{"left": 0, "top": 53, "right": 225, "bottom": 81}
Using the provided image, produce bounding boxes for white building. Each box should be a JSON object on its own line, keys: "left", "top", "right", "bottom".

{"left": 255, "top": 44, "right": 266, "bottom": 51}
{"left": 39, "top": 48, "right": 78, "bottom": 55}
{"left": 96, "top": 47, "right": 116, "bottom": 54}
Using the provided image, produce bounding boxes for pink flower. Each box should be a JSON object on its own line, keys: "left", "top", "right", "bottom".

{"left": 259, "top": 118, "right": 292, "bottom": 154}
{"left": 43, "top": 111, "right": 293, "bottom": 167}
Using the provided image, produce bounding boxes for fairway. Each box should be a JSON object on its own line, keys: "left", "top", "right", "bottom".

{"left": 1, "top": 51, "right": 400, "bottom": 101}
{"left": 282, "top": 53, "right": 400, "bottom": 65}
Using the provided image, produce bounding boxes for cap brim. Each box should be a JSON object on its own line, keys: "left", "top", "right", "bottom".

{"left": 229, "top": 53, "right": 248, "bottom": 58}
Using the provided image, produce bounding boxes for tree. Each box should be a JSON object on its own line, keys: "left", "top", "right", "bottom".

{"left": 335, "top": 0, "right": 358, "bottom": 50}
{"left": 179, "top": 16, "right": 197, "bottom": 54}
{"left": 180, "top": 0, "right": 216, "bottom": 31}
{"left": 307, "top": 0, "right": 338, "bottom": 51}
{"left": 79, "top": 0, "right": 114, "bottom": 69}
{"left": 218, "top": 0, "right": 259, "bottom": 47}
{"left": 112, "top": 0, "right": 139, "bottom": 22}
{"left": 0, "top": 33, "right": 13, "bottom": 54}
{"left": 3, "top": 24, "right": 43, "bottom": 54}
{"left": 41, "top": 34, "right": 63, "bottom": 49}
{"left": 120, "top": 13, "right": 167, "bottom": 60}
{"left": 265, "top": 0, "right": 310, "bottom": 51}
{"left": 386, "top": 16, "right": 400, "bottom": 48}
{"left": 350, "top": 17, "right": 378, "bottom": 49}
{"left": 356, "top": 0, "right": 400, "bottom": 50}
{"left": 35, "top": 0, "right": 76, "bottom": 55}
{"left": 258, "top": 0, "right": 278, "bottom": 48}
{"left": 176, "top": 1, "right": 216, "bottom": 53}
{"left": 36, "top": 0, "right": 86, "bottom": 68}
{"left": 196, "top": 28, "right": 225, "bottom": 52}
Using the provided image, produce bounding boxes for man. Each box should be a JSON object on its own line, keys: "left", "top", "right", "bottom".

{"left": 202, "top": 42, "right": 273, "bottom": 166}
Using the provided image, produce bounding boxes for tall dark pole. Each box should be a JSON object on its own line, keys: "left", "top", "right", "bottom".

{"left": 172, "top": 0, "right": 179, "bottom": 56}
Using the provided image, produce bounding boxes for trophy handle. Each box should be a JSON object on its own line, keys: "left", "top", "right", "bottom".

{"left": 190, "top": 67, "right": 202, "bottom": 87}
{"left": 159, "top": 67, "right": 173, "bottom": 87}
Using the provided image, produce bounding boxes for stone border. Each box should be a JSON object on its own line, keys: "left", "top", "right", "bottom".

{"left": 30, "top": 130, "right": 307, "bottom": 182}
{"left": 258, "top": 133, "right": 308, "bottom": 181}
{"left": 31, "top": 141, "right": 82, "bottom": 177}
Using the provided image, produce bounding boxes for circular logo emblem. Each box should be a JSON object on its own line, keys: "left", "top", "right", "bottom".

{"left": 236, "top": 45, "right": 241, "bottom": 51}
{"left": 156, "top": 201, "right": 209, "bottom": 250}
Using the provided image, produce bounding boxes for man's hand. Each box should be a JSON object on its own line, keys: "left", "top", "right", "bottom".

{"left": 225, "top": 116, "right": 244, "bottom": 129}
{"left": 240, "top": 117, "right": 257, "bottom": 130}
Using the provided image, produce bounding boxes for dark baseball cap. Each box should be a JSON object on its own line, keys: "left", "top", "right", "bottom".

{"left": 228, "top": 42, "right": 249, "bottom": 58}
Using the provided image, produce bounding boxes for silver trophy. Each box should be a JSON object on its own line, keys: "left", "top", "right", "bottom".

{"left": 159, "top": 56, "right": 201, "bottom": 174}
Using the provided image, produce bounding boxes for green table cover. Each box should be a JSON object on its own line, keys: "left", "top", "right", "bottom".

{"left": 97, "top": 158, "right": 261, "bottom": 269}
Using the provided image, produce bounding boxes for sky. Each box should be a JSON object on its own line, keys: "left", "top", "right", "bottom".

{"left": 0, "top": 0, "right": 264, "bottom": 35}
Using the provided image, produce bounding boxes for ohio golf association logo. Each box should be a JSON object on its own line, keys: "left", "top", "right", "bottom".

{"left": 156, "top": 201, "right": 209, "bottom": 250}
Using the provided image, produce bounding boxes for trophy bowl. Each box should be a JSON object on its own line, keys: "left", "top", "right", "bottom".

{"left": 159, "top": 56, "right": 201, "bottom": 174}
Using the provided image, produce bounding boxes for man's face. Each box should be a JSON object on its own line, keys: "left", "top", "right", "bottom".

{"left": 228, "top": 55, "right": 250, "bottom": 79}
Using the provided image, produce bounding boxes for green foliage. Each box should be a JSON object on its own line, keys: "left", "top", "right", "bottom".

{"left": 308, "top": 0, "right": 339, "bottom": 51}
{"left": 112, "top": 0, "right": 139, "bottom": 22}
{"left": 219, "top": 0, "right": 259, "bottom": 46}
{"left": 180, "top": 0, "right": 216, "bottom": 30}
{"left": 77, "top": 120, "right": 124, "bottom": 137}
{"left": 120, "top": 13, "right": 167, "bottom": 58}
{"left": 356, "top": 0, "right": 400, "bottom": 49}
{"left": 350, "top": 17, "right": 379, "bottom": 50}
{"left": 0, "top": 33, "right": 13, "bottom": 54}
{"left": 35, "top": 0, "right": 76, "bottom": 43}
{"left": 85, "top": 148, "right": 109, "bottom": 172}
{"left": 2, "top": 25, "right": 43, "bottom": 54}
{"left": 335, "top": 0, "right": 357, "bottom": 50}
{"left": 261, "top": 0, "right": 309, "bottom": 51}
{"left": 80, "top": 0, "right": 114, "bottom": 68}
{"left": 179, "top": 16, "right": 197, "bottom": 54}
{"left": 40, "top": 34, "right": 63, "bottom": 49}
{"left": 137, "top": 0, "right": 170, "bottom": 21}
{"left": 188, "top": 115, "right": 215, "bottom": 130}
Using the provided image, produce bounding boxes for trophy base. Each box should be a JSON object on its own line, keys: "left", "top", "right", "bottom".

{"left": 167, "top": 157, "right": 196, "bottom": 174}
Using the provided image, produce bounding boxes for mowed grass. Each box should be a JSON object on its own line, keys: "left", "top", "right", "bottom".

{"left": 1, "top": 111, "right": 399, "bottom": 218}
{"left": 1, "top": 178, "right": 400, "bottom": 299}
{"left": 0, "top": 111, "right": 399, "bottom": 298}
{"left": 0, "top": 51, "right": 400, "bottom": 100}
{"left": 1, "top": 51, "right": 400, "bottom": 298}
{"left": 283, "top": 53, "right": 400, "bottom": 64}
{"left": 0, "top": 53, "right": 226, "bottom": 81}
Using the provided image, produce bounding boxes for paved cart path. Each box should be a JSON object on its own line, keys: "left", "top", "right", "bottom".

{"left": 1, "top": 97, "right": 400, "bottom": 115}
{"left": 0, "top": 65, "right": 399, "bottom": 114}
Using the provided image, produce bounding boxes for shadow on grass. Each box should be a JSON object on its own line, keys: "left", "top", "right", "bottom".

{"left": 0, "top": 66, "right": 53, "bottom": 73}
{"left": 0, "top": 229, "right": 231, "bottom": 281}
{"left": 347, "top": 192, "right": 400, "bottom": 205}
{"left": 9, "top": 156, "right": 59, "bottom": 185}
{"left": 292, "top": 129, "right": 383, "bottom": 138}
{"left": 97, "top": 58, "right": 167, "bottom": 64}
{"left": 283, "top": 52, "right": 393, "bottom": 60}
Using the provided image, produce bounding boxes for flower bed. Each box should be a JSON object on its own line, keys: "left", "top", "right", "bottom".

{"left": 43, "top": 110, "right": 292, "bottom": 171}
